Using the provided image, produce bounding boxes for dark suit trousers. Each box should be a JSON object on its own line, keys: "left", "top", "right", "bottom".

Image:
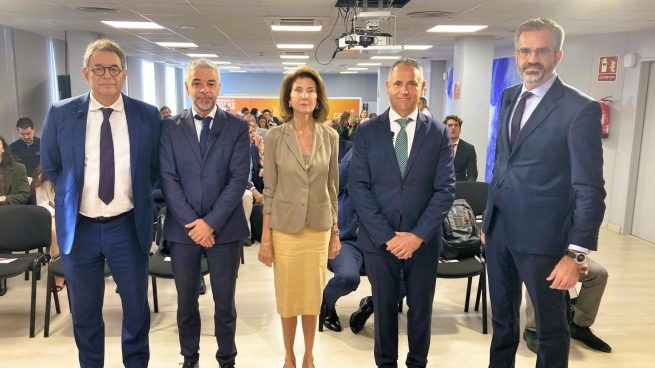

{"left": 61, "top": 213, "right": 150, "bottom": 368}
{"left": 486, "top": 208, "right": 569, "bottom": 368}
{"left": 170, "top": 240, "right": 241, "bottom": 366}
{"left": 323, "top": 240, "right": 363, "bottom": 307}
{"left": 363, "top": 241, "right": 438, "bottom": 368}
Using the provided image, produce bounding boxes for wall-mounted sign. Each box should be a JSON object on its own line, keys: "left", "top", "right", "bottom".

{"left": 598, "top": 56, "right": 618, "bottom": 82}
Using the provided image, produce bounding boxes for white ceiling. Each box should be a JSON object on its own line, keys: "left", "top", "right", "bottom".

{"left": 1, "top": 0, "right": 655, "bottom": 74}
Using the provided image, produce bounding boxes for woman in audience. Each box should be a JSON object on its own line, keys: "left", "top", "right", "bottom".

{"left": 257, "top": 115, "right": 270, "bottom": 137}
{"left": 359, "top": 109, "right": 368, "bottom": 120}
{"left": 258, "top": 66, "right": 340, "bottom": 368}
{"left": 0, "top": 134, "right": 30, "bottom": 206}
{"left": 31, "top": 166, "right": 65, "bottom": 290}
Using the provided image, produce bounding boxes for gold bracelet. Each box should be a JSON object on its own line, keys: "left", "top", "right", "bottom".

{"left": 261, "top": 242, "right": 272, "bottom": 246}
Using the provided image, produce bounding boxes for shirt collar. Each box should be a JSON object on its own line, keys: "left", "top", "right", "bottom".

{"left": 521, "top": 73, "right": 558, "bottom": 99}
{"left": 88, "top": 92, "right": 124, "bottom": 113}
{"left": 389, "top": 107, "right": 419, "bottom": 125}
{"left": 192, "top": 105, "right": 217, "bottom": 121}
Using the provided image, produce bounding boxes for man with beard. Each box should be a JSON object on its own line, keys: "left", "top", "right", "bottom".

{"left": 482, "top": 18, "right": 605, "bottom": 368}
{"left": 159, "top": 59, "right": 250, "bottom": 368}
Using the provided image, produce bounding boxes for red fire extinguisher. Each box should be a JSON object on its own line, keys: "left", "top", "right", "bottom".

{"left": 599, "top": 96, "right": 612, "bottom": 139}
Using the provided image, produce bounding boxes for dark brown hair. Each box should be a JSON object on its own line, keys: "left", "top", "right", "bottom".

{"left": 443, "top": 115, "right": 463, "bottom": 127}
{"left": 0, "top": 135, "right": 15, "bottom": 167}
{"left": 279, "top": 66, "right": 329, "bottom": 123}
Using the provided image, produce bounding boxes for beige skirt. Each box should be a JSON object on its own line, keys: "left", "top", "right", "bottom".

{"left": 272, "top": 226, "right": 330, "bottom": 317}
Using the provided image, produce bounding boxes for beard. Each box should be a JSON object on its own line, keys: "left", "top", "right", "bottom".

{"left": 193, "top": 98, "right": 215, "bottom": 112}
{"left": 519, "top": 62, "right": 554, "bottom": 85}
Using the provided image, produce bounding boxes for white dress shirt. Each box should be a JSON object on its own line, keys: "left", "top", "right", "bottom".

{"left": 389, "top": 107, "right": 419, "bottom": 158}
{"left": 80, "top": 93, "right": 133, "bottom": 217}
{"left": 192, "top": 105, "right": 217, "bottom": 142}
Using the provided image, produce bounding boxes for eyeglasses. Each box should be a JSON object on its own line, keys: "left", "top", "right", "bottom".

{"left": 516, "top": 48, "right": 552, "bottom": 59}
{"left": 86, "top": 65, "right": 124, "bottom": 77}
{"left": 292, "top": 87, "right": 317, "bottom": 96}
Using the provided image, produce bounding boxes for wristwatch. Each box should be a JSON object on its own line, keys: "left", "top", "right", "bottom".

{"left": 565, "top": 250, "right": 586, "bottom": 265}
{"left": 332, "top": 228, "right": 340, "bottom": 236}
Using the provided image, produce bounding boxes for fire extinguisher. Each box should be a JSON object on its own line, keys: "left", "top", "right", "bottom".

{"left": 599, "top": 96, "right": 612, "bottom": 139}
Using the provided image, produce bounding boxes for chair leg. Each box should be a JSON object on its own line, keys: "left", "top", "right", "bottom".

{"left": 53, "top": 277, "right": 61, "bottom": 314}
{"left": 482, "top": 265, "right": 488, "bottom": 334}
{"left": 29, "top": 266, "right": 39, "bottom": 338}
{"left": 474, "top": 276, "right": 483, "bottom": 312}
{"left": 44, "top": 274, "right": 53, "bottom": 337}
{"left": 152, "top": 276, "right": 159, "bottom": 314}
{"left": 464, "top": 277, "right": 473, "bottom": 312}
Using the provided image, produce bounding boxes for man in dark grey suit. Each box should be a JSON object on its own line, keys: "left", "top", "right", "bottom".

{"left": 482, "top": 18, "right": 605, "bottom": 368}
{"left": 443, "top": 115, "right": 477, "bottom": 181}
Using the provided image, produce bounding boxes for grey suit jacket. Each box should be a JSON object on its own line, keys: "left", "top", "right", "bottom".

{"left": 263, "top": 122, "right": 339, "bottom": 233}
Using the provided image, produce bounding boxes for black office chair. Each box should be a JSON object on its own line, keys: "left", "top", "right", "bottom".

{"left": 44, "top": 259, "right": 111, "bottom": 337}
{"left": 436, "top": 181, "right": 490, "bottom": 334}
{"left": 0, "top": 205, "right": 51, "bottom": 338}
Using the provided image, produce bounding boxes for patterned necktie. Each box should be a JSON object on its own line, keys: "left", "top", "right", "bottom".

{"left": 395, "top": 118, "right": 411, "bottom": 176}
{"left": 452, "top": 142, "right": 458, "bottom": 158}
{"left": 98, "top": 108, "right": 114, "bottom": 205}
{"left": 510, "top": 91, "right": 533, "bottom": 147}
{"left": 195, "top": 114, "right": 213, "bottom": 156}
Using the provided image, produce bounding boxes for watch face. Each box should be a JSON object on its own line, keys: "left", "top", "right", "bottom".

{"left": 576, "top": 253, "right": 586, "bottom": 263}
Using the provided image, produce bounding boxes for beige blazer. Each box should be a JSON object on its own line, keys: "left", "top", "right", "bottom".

{"left": 263, "top": 122, "right": 339, "bottom": 233}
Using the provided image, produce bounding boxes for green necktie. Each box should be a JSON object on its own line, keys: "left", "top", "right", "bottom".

{"left": 395, "top": 118, "right": 411, "bottom": 176}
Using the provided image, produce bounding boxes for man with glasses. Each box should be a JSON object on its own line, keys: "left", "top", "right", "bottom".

{"left": 41, "top": 39, "right": 161, "bottom": 368}
{"left": 482, "top": 18, "right": 605, "bottom": 368}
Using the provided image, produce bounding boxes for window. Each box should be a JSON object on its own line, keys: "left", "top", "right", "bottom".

{"left": 141, "top": 60, "right": 156, "bottom": 105}
{"left": 165, "top": 65, "right": 177, "bottom": 113}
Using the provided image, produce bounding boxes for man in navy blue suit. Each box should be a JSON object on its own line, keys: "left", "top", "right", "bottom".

{"left": 159, "top": 59, "right": 250, "bottom": 368}
{"left": 349, "top": 58, "right": 455, "bottom": 368}
{"left": 482, "top": 18, "right": 605, "bottom": 368}
{"left": 41, "top": 39, "right": 160, "bottom": 368}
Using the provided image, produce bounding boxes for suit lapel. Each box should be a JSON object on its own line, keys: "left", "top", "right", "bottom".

{"left": 308, "top": 123, "right": 323, "bottom": 169}
{"left": 283, "top": 124, "right": 306, "bottom": 169}
{"left": 511, "top": 78, "right": 563, "bottom": 155}
{"left": 403, "top": 113, "right": 429, "bottom": 180}
{"left": 180, "top": 110, "right": 203, "bottom": 164}
{"left": 500, "top": 87, "right": 520, "bottom": 155}
{"left": 122, "top": 95, "right": 142, "bottom": 181}
{"left": 377, "top": 111, "right": 402, "bottom": 179}
{"left": 73, "top": 94, "right": 90, "bottom": 184}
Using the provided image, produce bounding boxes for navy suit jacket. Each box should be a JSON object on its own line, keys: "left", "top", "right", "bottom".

{"left": 40, "top": 93, "right": 161, "bottom": 255}
{"left": 159, "top": 108, "right": 250, "bottom": 244}
{"left": 349, "top": 109, "right": 455, "bottom": 254}
{"left": 482, "top": 77, "right": 606, "bottom": 255}
{"left": 453, "top": 138, "right": 477, "bottom": 181}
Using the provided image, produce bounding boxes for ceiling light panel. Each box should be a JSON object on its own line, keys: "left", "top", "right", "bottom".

{"left": 102, "top": 21, "right": 164, "bottom": 29}
{"left": 156, "top": 42, "right": 198, "bottom": 48}
{"left": 427, "top": 25, "right": 488, "bottom": 33}
{"left": 277, "top": 44, "right": 314, "bottom": 49}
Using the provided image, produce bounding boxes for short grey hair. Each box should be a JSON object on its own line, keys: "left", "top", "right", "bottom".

{"left": 83, "top": 39, "right": 126, "bottom": 68}
{"left": 388, "top": 58, "right": 424, "bottom": 82}
{"left": 515, "top": 18, "right": 565, "bottom": 51}
{"left": 185, "top": 59, "right": 220, "bottom": 83}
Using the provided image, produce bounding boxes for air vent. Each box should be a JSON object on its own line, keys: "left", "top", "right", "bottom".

{"left": 407, "top": 11, "right": 452, "bottom": 18}
{"left": 76, "top": 6, "right": 119, "bottom": 13}
{"left": 335, "top": 0, "right": 411, "bottom": 8}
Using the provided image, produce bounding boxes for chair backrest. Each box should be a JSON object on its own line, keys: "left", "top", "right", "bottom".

{"left": 0, "top": 205, "right": 51, "bottom": 252}
{"left": 455, "top": 181, "right": 489, "bottom": 216}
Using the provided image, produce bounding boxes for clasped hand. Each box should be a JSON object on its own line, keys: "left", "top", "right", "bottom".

{"left": 185, "top": 219, "right": 215, "bottom": 247}
{"left": 386, "top": 232, "right": 423, "bottom": 260}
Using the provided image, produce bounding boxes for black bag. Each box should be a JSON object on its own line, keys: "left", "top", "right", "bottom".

{"left": 441, "top": 199, "right": 481, "bottom": 259}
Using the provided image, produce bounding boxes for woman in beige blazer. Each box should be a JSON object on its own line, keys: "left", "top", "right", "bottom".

{"left": 258, "top": 66, "right": 340, "bottom": 368}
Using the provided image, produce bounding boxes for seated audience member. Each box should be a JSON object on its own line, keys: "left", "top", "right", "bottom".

{"left": 418, "top": 96, "right": 433, "bottom": 118}
{"left": 0, "top": 134, "right": 31, "bottom": 296}
{"left": 250, "top": 107, "right": 259, "bottom": 119}
{"left": 10, "top": 117, "right": 41, "bottom": 177}
{"left": 32, "top": 166, "right": 65, "bottom": 290}
{"left": 240, "top": 106, "right": 250, "bottom": 118}
{"left": 264, "top": 107, "right": 282, "bottom": 126}
{"left": 160, "top": 105, "right": 172, "bottom": 119}
{"left": 324, "top": 119, "right": 352, "bottom": 163}
{"left": 367, "top": 112, "right": 377, "bottom": 119}
{"left": 242, "top": 120, "right": 264, "bottom": 247}
{"left": 347, "top": 115, "right": 361, "bottom": 140}
{"left": 256, "top": 115, "right": 270, "bottom": 137}
{"left": 0, "top": 134, "right": 31, "bottom": 205}
{"left": 443, "top": 115, "right": 477, "bottom": 181}
{"left": 524, "top": 257, "right": 611, "bottom": 353}
{"left": 360, "top": 109, "right": 368, "bottom": 120}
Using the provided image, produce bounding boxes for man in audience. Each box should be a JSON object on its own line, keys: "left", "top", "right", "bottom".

{"left": 482, "top": 18, "right": 605, "bottom": 368}
{"left": 159, "top": 58, "right": 249, "bottom": 368}
{"left": 443, "top": 115, "right": 477, "bottom": 181}
{"left": 349, "top": 58, "right": 455, "bottom": 368}
{"left": 417, "top": 97, "right": 432, "bottom": 118}
{"left": 10, "top": 117, "right": 41, "bottom": 177}
{"left": 160, "top": 105, "right": 172, "bottom": 119}
{"left": 524, "top": 257, "right": 611, "bottom": 353}
{"left": 242, "top": 120, "right": 264, "bottom": 246}
{"left": 40, "top": 38, "right": 160, "bottom": 368}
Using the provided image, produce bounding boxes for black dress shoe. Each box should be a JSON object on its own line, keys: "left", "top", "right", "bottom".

{"left": 181, "top": 362, "right": 199, "bottom": 368}
{"left": 0, "top": 278, "right": 7, "bottom": 297}
{"left": 319, "top": 302, "right": 342, "bottom": 332}
{"left": 220, "top": 365, "right": 235, "bottom": 368}
{"left": 570, "top": 323, "right": 612, "bottom": 353}
{"left": 350, "top": 296, "right": 374, "bottom": 334}
{"left": 242, "top": 237, "right": 252, "bottom": 247}
{"left": 523, "top": 328, "right": 538, "bottom": 354}
{"left": 199, "top": 277, "right": 206, "bottom": 295}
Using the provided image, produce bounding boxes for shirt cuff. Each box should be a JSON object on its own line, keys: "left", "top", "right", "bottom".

{"left": 568, "top": 244, "right": 590, "bottom": 254}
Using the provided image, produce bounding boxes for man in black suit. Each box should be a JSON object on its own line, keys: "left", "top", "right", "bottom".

{"left": 482, "top": 18, "right": 605, "bottom": 368}
{"left": 443, "top": 115, "right": 477, "bottom": 181}
{"left": 10, "top": 117, "right": 40, "bottom": 177}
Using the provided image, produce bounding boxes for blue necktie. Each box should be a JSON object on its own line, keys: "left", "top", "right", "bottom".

{"left": 510, "top": 91, "right": 533, "bottom": 147}
{"left": 395, "top": 118, "right": 411, "bottom": 177}
{"left": 98, "top": 108, "right": 114, "bottom": 205}
{"left": 195, "top": 114, "right": 212, "bottom": 156}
